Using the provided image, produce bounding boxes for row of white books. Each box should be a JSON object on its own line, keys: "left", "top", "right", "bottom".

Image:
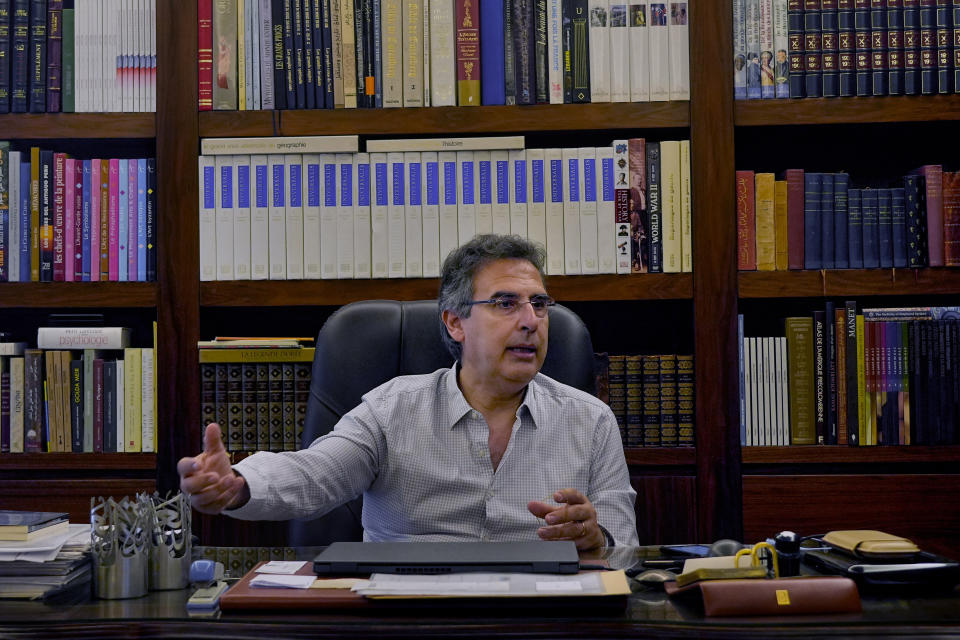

{"left": 197, "top": 136, "right": 693, "bottom": 280}
{"left": 70, "top": 0, "right": 157, "bottom": 113}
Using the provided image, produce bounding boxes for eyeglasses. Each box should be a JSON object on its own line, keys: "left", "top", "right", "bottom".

{"left": 465, "top": 294, "right": 556, "bottom": 317}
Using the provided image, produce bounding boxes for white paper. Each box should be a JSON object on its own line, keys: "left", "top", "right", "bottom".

{"left": 354, "top": 571, "right": 605, "bottom": 597}
{"left": 255, "top": 560, "right": 307, "bottom": 574}
{"left": 249, "top": 574, "right": 316, "bottom": 589}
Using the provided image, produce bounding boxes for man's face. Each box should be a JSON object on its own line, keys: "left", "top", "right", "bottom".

{"left": 445, "top": 259, "right": 549, "bottom": 396}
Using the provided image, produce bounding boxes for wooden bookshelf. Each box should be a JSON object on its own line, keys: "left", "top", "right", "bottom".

{"left": 199, "top": 102, "right": 690, "bottom": 138}
{"left": 200, "top": 274, "right": 693, "bottom": 307}
{"left": 0, "top": 282, "right": 157, "bottom": 308}
{"left": 0, "top": 113, "right": 156, "bottom": 138}
{"left": 624, "top": 448, "right": 696, "bottom": 467}
{"left": 0, "top": 453, "right": 157, "bottom": 471}
{"left": 742, "top": 446, "right": 960, "bottom": 465}
{"left": 735, "top": 94, "right": 960, "bottom": 126}
{"left": 738, "top": 269, "right": 960, "bottom": 298}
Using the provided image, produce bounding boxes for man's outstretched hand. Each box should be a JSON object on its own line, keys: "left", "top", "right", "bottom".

{"left": 528, "top": 488, "right": 606, "bottom": 550}
{"left": 177, "top": 423, "right": 249, "bottom": 514}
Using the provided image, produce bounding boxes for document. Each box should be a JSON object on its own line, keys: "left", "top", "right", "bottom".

{"left": 353, "top": 570, "right": 630, "bottom": 598}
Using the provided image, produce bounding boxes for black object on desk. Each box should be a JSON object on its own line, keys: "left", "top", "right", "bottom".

{"left": 803, "top": 549, "right": 960, "bottom": 593}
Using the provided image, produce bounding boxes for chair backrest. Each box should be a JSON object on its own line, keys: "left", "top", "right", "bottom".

{"left": 288, "top": 299, "right": 597, "bottom": 545}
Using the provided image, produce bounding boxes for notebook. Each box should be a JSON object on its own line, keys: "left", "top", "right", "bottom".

{"left": 313, "top": 541, "right": 580, "bottom": 575}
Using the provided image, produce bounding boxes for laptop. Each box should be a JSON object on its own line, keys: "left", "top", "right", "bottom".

{"left": 312, "top": 541, "right": 580, "bottom": 575}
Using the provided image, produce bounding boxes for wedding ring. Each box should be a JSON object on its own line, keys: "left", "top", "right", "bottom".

{"left": 578, "top": 521, "right": 586, "bottom": 538}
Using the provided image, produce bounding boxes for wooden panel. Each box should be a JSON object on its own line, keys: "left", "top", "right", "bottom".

{"left": 200, "top": 274, "right": 693, "bottom": 307}
{"left": 0, "top": 453, "right": 157, "bottom": 471}
{"left": 198, "top": 110, "right": 278, "bottom": 137}
{"left": 624, "top": 448, "right": 696, "bottom": 466}
{"left": 155, "top": 0, "right": 201, "bottom": 494}
{"left": 0, "top": 283, "right": 157, "bottom": 308}
{"left": 739, "top": 269, "right": 960, "bottom": 298}
{"left": 278, "top": 102, "right": 690, "bottom": 136}
{"left": 631, "top": 475, "right": 698, "bottom": 545}
{"left": 743, "top": 446, "right": 960, "bottom": 465}
{"left": 0, "top": 113, "right": 156, "bottom": 139}
{"left": 736, "top": 94, "right": 960, "bottom": 126}
{"left": 195, "top": 514, "right": 289, "bottom": 547}
{"left": 0, "top": 479, "right": 157, "bottom": 523}
{"left": 743, "top": 475, "right": 960, "bottom": 557}
{"left": 691, "top": 0, "right": 742, "bottom": 542}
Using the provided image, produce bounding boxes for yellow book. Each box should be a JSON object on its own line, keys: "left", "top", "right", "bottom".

{"left": 680, "top": 140, "right": 692, "bottom": 272}
{"left": 340, "top": 0, "right": 358, "bottom": 108}
{"left": 675, "top": 566, "right": 768, "bottom": 588}
{"left": 754, "top": 173, "right": 776, "bottom": 271}
{"left": 660, "top": 140, "right": 682, "bottom": 273}
{"left": 140, "top": 347, "right": 155, "bottom": 453}
{"left": 774, "top": 180, "right": 788, "bottom": 270}
{"left": 856, "top": 314, "right": 866, "bottom": 446}
{"left": 123, "top": 347, "right": 141, "bottom": 453}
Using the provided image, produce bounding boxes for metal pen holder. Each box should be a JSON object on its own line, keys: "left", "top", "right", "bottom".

{"left": 91, "top": 495, "right": 150, "bottom": 600}
{"left": 146, "top": 492, "right": 192, "bottom": 590}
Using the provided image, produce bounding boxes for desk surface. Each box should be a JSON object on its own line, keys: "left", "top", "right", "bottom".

{"left": 1, "top": 547, "right": 960, "bottom": 640}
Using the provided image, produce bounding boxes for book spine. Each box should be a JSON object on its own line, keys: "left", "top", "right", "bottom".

{"left": 861, "top": 187, "right": 880, "bottom": 268}
{"left": 648, "top": 1, "right": 668, "bottom": 99}
{"left": 803, "top": 171, "right": 821, "bottom": 269}
{"left": 302, "top": 0, "right": 317, "bottom": 109}
{"left": 505, "top": 0, "right": 515, "bottom": 104}
{"left": 480, "top": 0, "right": 506, "bottom": 104}
{"left": 838, "top": 0, "right": 855, "bottom": 95}
{"left": 387, "top": 152, "right": 406, "bottom": 276}
{"left": 52, "top": 151, "right": 65, "bottom": 280}
{"left": 98, "top": 157, "right": 108, "bottom": 279}
{"left": 547, "top": 0, "right": 563, "bottom": 101}
{"left": 746, "top": 0, "right": 762, "bottom": 98}
{"left": 871, "top": 0, "right": 889, "bottom": 94}
{"left": 760, "top": 0, "right": 775, "bottom": 98}
{"left": 645, "top": 140, "right": 661, "bottom": 272}
{"left": 402, "top": 151, "right": 421, "bottom": 276}
{"left": 812, "top": 310, "right": 826, "bottom": 444}
{"left": 773, "top": 0, "right": 790, "bottom": 97}
{"left": 11, "top": 0, "right": 28, "bottom": 112}
{"left": 892, "top": 186, "right": 907, "bottom": 267}
{"left": 887, "top": 0, "right": 905, "bottom": 93}
{"left": 291, "top": 0, "right": 306, "bottom": 107}
{"left": 28, "top": 0, "right": 47, "bottom": 113}
{"left": 804, "top": 0, "right": 823, "bottom": 97}
{"left": 822, "top": 0, "right": 840, "bottom": 96}
{"left": 570, "top": 0, "right": 590, "bottom": 101}
{"left": 820, "top": 172, "right": 834, "bottom": 269}
{"left": 0, "top": 0, "right": 11, "bottom": 113}
{"left": 270, "top": 0, "right": 287, "bottom": 109}
{"left": 370, "top": 152, "right": 389, "bottom": 277}
{"left": 597, "top": 146, "right": 616, "bottom": 273}
{"left": 902, "top": 0, "right": 920, "bottom": 93}
{"left": 45, "top": 0, "right": 62, "bottom": 111}
{"left": 825, "top": 302, "right": 837, "bottom": 444}
{"left": 534, "top": 0, "right": 548, "bottom": 101}
{"left": 259, "top": 0, "right": 275, "bottom": 109}
{"left": 608, "top": 0, "right": 628, "bottom": 101}
{"left": 755, "top": 172, "right": 775, "bottom": 270}
{"left": 234, "top": 156, "right": 252, "bottom": 279}
{"left": 588, "top": 0, "right": 609, "bottom": 101}
{"left": 381, "top": 0, "right": 401, "bottom": 106}
{"left": 736, "top": 0, "right": 748, "bottom": 99}
{"left": 302, "top": 154, "right": 321, "bottom": 278}
{"left": 39, "top": 149, "right": 52, "bottom": 280}
{"left": 562, "top": 146, "right": 581, "bottom": 273}
{"left": 855, "top": 0, "right": 873, "bottom": 93}
{"left": 626, "top": 137, "right": 647, "bottom": 272}
{"left": 402, "top": 0, "right": 423, "bottom": 106}
{"left": 108, "top": 157, "right": 119, "bottom": 281}
{"left": 903, "top": 175, "right": 925, "bottom": 267}
{"left": 126, "top": 158, "right": 136, "bottom": 280}
{"left": 455, "top": 0, "right": 481, "bottom": 104}
{"left": 509, "top": 148, "right": 527, "bottom": 238}
{"left": 736, "top": 170, "right": 757, "bottom": 270}
{"left": 936, "top": 0, "right": 953, "bottom": 93}
{"left": 429, "top": 0, "right": 456, "bottom": 105}
{"left": 578, "top": 147, "right": 598, "bottom": 273}
{"left": 213, "top": 0, "right": 238, "bottom": 109}
{"left": 834, "top": 172, "right": 849, "bottom": 268}
{"left": 784, "top": 168, "right": 803, "bottom": 268}
{"left": 612, "top": 140, "right": 631, "bottom": 273}
{"left": 848, "top": 187, "right": 863, "bottom": 267}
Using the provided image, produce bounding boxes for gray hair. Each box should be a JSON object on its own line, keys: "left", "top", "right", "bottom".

{"left": 438, "top": 234, "right": 547, "bottom": 360}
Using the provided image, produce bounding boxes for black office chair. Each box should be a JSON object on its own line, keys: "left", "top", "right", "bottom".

{"left": 287, "top": 299, "right": 597, "bottom": 546}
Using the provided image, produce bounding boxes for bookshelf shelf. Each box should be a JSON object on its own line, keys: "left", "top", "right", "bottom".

{"left": 0, "top": 283, "right": 157, "bottom": 308}
{"left": 0, "top": 453, "right": 157, "bottom": 471}
{"left": 200, "top": 274, "right": 693, "bottom": 307}
{"left": 199, "top": 102, "right": 691, "bottom": 138}
{"left": 0, "top": 113, "right": 156, "bottom": 139}
{"left": 742, "top": 446, "right": 960, "bottom": 465}
{"left": 734, "top": 95, "right": 960, "bottom": 127}
{"left": 624, "top": 447, "right": 696, "bottom": 466}
{"left": 738, "top": 269, "right": 960, "bottom": 298}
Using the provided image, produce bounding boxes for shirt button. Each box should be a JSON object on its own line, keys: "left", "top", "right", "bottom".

{"left": 471, "top": 411, "right": 480, "bottom": 420}
{"left": 486, "top": 490, "right": 494, "bottom": 499}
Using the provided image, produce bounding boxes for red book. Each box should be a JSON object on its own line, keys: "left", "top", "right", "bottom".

{"left": 455, "top": 0, "right": 481, "bottom": 105}
{"left": 73, "top": 159, "right": 83, "bottom": 279}
{"left": 784, "top": 168, "right": 805, "bottom": 269}
{"left": 941, "top": 170, "right": 960, "bottom": 266}
{"left": 736, "top": 170, "right": 757, "bottom": 270}
{"left": 198, "top": 0, "right": 214, "bottom": 110}
{"left": 108, "top": 159, "right": 119, "bottom": 281}
{"left": 64, "top": 158, "right": 75, "bottom": 281}
{"left": 911, "top": 164, "right": 943, "bottom": 266}
{"left": 52, "top": 152, "right": 67, "bottom": 281}
{"left": 90, "top": 159, "right": 101, "bottom": 282}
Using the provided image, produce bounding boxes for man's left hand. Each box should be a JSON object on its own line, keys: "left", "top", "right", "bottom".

{"left": 528, "top": 488, "right": 605, "bottom": 551}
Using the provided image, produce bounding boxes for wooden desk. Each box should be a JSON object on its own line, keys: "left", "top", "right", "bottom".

{"left": 1, "top": 547, "right": 959, "bottom": 639}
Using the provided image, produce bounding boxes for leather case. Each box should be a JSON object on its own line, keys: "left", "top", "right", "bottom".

{"left": 665, "top": 576, "right": 862, "bottom": 617}
{"left": 822, "top": 530, "right": 920, "bottom": 558}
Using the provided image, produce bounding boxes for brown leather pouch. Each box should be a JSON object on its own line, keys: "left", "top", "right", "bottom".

{"left": 665, "top": 576, "right": 862, "bottom": 617}
{"left": 822, "top": 530, "right": 920, "bottom": 559}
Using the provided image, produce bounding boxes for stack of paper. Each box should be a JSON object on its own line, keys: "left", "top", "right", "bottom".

{"left": 0, "top": 524, "right": 92, "bottom": 599}
{"left": 352, "top": 571, "right": 630, "bottom": 598}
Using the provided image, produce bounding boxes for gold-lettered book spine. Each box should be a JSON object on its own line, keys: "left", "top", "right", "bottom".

{"left": 198, "top": 347, "right": 316, "bottom": 363}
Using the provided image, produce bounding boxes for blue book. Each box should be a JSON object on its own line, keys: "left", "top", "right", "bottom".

{"left": 833, "top": 172, "right": 849, "bottom": 268}
{"left": 118, "top": 159, "right": 128, "bottom": 282}
{"left": 891, "top": 187, "right": 906, "bottom": 268}
{"left": 847, "top": 188, "right": 863, "bottom": 268}
{"left": 804, "top": 172, "right": 822, "bottom": 269}
{"left": 27, "top": 0, "right": 46, "bottom": 112}
{"left": 136, "top": 159, "right": 147, "bottom": 282}
{"left": 820, "top": 173, "right": 835, "bottom": 269}
{"left": 480, "top": 0, "right": 506, "bottom": 104}
{"left": 20, "top": 161, "right": 30, "bottom": 279}
{"left": 877, "top": 188, "right": 892, "bottom": 268}
{"left": 861, "top": 188, "right": 879, "bottom": 268}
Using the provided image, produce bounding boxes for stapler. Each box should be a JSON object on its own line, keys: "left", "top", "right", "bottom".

{"left": 186, "top": 560, "right": 230, "bottom": 612}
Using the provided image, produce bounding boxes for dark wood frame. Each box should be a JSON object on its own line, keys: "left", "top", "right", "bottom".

{"left": 2, "top": 0, "right": 959, "bottom": 549}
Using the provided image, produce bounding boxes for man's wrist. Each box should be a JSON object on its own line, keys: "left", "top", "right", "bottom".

{"left": 225, "top": 470, "right": 251, "bottom": 511}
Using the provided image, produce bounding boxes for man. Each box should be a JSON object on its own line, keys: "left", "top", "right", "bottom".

{"left": 179, "top": 235, "right": 638, "bottom": 550}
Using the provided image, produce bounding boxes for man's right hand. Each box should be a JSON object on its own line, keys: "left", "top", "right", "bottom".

{"left": 177, "top": 423, "right": 249, "bottom": 514}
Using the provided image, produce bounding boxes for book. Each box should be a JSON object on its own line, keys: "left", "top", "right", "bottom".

{"left": 0, "top": 511, "right": 68, "bottom": 541}
{"left": 455, "top": 0, "right": 481, "bottom": 105}
{"left": 479, "top": 0, "right": 505, "bottom": 104}
{"left": 37, "top": 327, "right": 130, "bottom": 349}
{"left": 785, "top": 316, "right": 815, "bottom": 444}
{"left": 200, "top": 136, "right": 360, "bottom": 155}
{"left": 366, "top": 136, "right": 525, "bottom": 152}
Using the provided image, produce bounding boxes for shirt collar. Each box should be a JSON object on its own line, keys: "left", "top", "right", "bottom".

{"left": 441, "top": 364, "right": 542, "bottom": 430}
